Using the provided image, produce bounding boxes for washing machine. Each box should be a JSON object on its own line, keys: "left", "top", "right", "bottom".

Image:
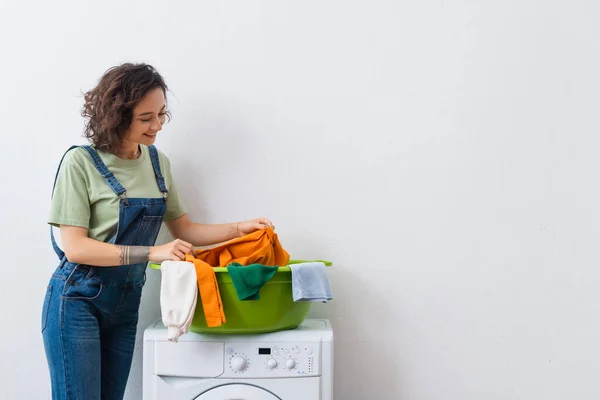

{"left": 143, "top": 319, "right": 333, "bottom": 399}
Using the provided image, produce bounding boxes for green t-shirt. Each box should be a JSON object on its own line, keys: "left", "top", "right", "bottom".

{"left": 48, "top": 145, "right": 187, "bottom": 242}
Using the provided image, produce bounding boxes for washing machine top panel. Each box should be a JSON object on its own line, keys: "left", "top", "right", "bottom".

{"left": 153, "top": 337, "right": 322, "bottom": 378}
{"left": 146, "top": 319, "right": 332, "bottom": 379}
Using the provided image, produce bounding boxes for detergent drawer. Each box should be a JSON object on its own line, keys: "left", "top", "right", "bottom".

{"left": 154, "top": 341, "right": 225, "bottom": 378}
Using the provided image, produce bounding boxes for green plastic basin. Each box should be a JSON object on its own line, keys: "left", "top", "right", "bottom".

{"left": 149, "top": 260, "right": 332, "bottom": 334}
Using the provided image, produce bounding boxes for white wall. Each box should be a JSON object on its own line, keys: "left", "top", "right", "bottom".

{"left": 1, "top": 1, "right": 599, "bottom": 399}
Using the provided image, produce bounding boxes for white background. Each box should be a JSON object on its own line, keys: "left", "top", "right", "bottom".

{"left": 1, "top": 1, "right": 599, "bottom": 399}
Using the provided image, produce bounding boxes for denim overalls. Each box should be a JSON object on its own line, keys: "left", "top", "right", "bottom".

{"left": 42, "top": 145, "right": 167, "bottom": 400}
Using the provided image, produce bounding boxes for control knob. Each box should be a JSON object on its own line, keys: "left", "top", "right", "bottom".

{"left": 231, "top": 356, "right": 248, "bottom": 372}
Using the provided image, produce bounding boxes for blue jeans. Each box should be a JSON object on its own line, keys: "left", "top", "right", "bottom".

{"left": 42, "top": 261, "right": 145, "bottom": 400}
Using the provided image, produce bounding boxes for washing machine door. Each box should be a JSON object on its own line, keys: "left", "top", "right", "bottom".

{"left": 195, "top": 383, "right": 281, "bottom": 400}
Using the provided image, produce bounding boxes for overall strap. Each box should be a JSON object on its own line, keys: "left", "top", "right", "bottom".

{"left": 148, "top": 145, "right": 169, "bottom": 200}
{"left": 50, "top": 145, "right": 80, "bottom": 260}
{"left": 80, "top": 145, "right": 128, "bottom": 199}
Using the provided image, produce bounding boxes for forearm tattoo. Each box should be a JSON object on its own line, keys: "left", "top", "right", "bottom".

{"left": 117, "top": 245, "right": 150, "bottom": 265}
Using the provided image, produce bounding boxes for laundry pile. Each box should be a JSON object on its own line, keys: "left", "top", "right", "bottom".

{"left": 159, "top": 226, "right": 333, "bottom": 342}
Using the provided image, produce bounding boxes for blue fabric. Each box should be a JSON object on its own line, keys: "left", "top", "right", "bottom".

{"left": 42, "top": 145, "right": 168, "bottom": 400}
{"left": 80, "top": 145, "right": 128, "bottom": 197}
{"left": 148, "top": 145, "right": 168, "bottom": 198}
{"left": 289, "top": 262, "right": 333, "bottom": 303}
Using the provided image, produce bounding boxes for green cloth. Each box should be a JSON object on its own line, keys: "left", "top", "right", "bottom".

{"left": 48, "top": 145, "right": 187, "bottom": 242}
{"left": 227, "top": 263, "right": 279, "bottom": 301}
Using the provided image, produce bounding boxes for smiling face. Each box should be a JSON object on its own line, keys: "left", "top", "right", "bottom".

{"left": 82, "top": 63, "right": 171, "bottom": 155}
{"left": 122, "top": 87, "right": 167, "bottom": 149}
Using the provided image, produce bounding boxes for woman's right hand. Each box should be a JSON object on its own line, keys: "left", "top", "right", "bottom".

{"left": 149, "top": 239, "right": 194, "bottom": 262}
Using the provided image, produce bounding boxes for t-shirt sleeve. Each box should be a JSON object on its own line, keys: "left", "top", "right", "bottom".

{"left": 161, "top": 153, "right": 188, "bottom": 221}
{"left": 48, "top": 155, "right": 91, "bottom": 228}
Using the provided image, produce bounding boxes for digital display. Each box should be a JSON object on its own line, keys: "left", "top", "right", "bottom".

{"left": 258, "top": 348, "right": 271, "bottom": 355}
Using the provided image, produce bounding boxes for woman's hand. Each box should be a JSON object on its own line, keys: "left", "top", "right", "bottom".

{"left": 237, "top": 217, "right": 273, "bottom": 236}
{"left": 149, "top": 239, "right": 194, "bottom": 262}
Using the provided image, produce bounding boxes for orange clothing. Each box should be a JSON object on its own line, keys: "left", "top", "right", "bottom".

{"left": 195, "top": 226, "right": 290, "bottom": 267}
{"left": 187, "top": 226, "right": 290, "bottom": 327}
{"left": 185, "top": 255, "right": 226, "bottom": 327}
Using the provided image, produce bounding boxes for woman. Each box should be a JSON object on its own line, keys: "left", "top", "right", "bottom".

{"left": 41, "top": 63, "right": 271, "bottom": 400}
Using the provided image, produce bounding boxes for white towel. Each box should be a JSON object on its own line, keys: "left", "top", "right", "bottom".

{"left": 160, "top": 261, "right": 198, "bottom": 342}
{"left": 289, "top": 262, "right": 333, "bottom": 302}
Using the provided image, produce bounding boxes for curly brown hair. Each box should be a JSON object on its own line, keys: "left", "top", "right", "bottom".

{"left": 81, "top": 63, "right": 171, "bottom": 153}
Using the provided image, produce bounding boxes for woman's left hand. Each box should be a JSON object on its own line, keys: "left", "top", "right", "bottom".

{"left": 237, "top": 217, "right": 273, "bottom": 236}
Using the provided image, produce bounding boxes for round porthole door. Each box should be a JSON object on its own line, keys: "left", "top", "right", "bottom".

{"left": 194, "top": 383, "right": 281, "bottom": 400}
